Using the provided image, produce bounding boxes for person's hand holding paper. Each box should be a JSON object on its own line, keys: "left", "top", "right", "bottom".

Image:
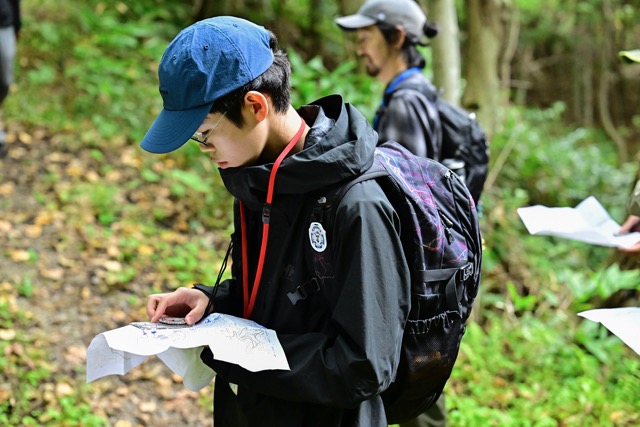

{"left": 517, "top": 196, "right": 640, "bottom": 248}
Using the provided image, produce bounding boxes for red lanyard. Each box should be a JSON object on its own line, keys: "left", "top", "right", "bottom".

{"left": 240, "top": 119, "right": 306, "bottom": 319}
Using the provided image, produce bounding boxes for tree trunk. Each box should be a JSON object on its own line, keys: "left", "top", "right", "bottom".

{"left": 598, "top": 0, "right": 628, "bottom": 163}
{"left": 307, "top": 0, "right": 323, "bottom": 59}
{"left": 336, "top": 0, "right": 351, "bottom": 15}
{"left": 463, "top": 0, "right": 505, "bottom": 139}
{"left": 426, "top": 0, "right": 461, "bottom": 106}
{"left": 499, "top": 6, "right": 519, "bottom": 102}
{"left": 193, "top": 0, "right": 231, "bottom": 21}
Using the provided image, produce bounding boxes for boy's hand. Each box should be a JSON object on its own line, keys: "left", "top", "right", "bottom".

{"left": 147, "top": 287, "right": 210, "bottom": 325}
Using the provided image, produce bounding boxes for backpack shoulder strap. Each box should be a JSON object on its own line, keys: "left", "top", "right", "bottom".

{"left": 287, "top": 165, "right": 388, "bottom": 306}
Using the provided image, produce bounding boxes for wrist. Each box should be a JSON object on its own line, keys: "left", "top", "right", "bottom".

{"left": 192, "top": 283, "right": 215, "bottom": 316}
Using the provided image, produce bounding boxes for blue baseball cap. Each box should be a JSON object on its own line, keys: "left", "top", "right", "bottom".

{"left": 140, "top": 17, "right": 274, "bottom": 154}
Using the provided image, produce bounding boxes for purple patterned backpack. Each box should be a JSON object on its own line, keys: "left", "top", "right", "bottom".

{"left": 292, "top": 141, "right": 482, "bottom": 423}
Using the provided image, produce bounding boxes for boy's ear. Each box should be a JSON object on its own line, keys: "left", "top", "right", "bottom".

{"left": 243, "top": 91, "right": 269, "bottom": 122}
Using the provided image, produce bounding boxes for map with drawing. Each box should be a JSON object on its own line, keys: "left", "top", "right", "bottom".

{"left": 86, "top": 313, "right": 290, "bottom": 391}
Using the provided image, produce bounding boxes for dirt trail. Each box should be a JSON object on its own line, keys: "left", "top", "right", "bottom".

{"left": 0, "top": 126, "right": 214, "bottom": 427}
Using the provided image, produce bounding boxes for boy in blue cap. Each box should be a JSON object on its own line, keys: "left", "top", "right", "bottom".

{"left": 141, "top": 16, "right": 410, "bottom": 426}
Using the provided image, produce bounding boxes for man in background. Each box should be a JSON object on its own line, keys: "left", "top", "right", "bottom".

{"left": 0, "top": 0, "right": 20, "bottom": 157}
{"left": 335, "top": 0, "right": 442, "bottom": 160}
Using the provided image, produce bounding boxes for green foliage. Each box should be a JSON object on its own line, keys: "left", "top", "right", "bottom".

{"left": 449, "top": 315, "right": 639, "bottom": 426}
{"left": 289, "top": 51, "right": 383, "bottom": 122}
{"left": 16, "top": 278, "right": 34, "bottom": 298}
{"left": 0, "top": 299, "right": 105, "bottom": 426}
{"left": 455, "top": 100, "right": 640, "bottom": 426}
{"left": 493, "top": 102, "right": 634, "bottom": 211}
{"left": 5, "top": 0, "right": 190, "bottom": 144}
{"left": 481, "top": 103, "right": 637, "bottom": 306}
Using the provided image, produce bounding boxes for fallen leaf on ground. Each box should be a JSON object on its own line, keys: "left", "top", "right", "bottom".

{"left": 0, "top": 329, "right": 16, "bottom": 340}
{"left": 56, "top": 382, "right": 73, "bottom": 397}
{"left": 65, "top": 345, "right": 87, "bottom": 365}
{"left": 10, "top": 249, "right": 30, "bottom": 262}
{"left": 0, "top": 182, "right": 14, "bottom": 196}
{"left": 39, "top": 266, "right": 64, "bottom": 281}
{"left": 139, "top": 400, "right": 157, "bottom": 413}
{"left": 25, "top": 224, "right": 43, "bottom": 238}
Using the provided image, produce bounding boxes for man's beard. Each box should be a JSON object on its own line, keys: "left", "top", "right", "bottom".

{"left": 363, "top": 59, "right": 379, "bottom": 78}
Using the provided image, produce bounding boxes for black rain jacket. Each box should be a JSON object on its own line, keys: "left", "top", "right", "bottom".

{"left": 0, "top": 0, "right": 20, "bottom": 30}
{"left": 375, "top": 72, "right": 442, "bottom": 160}
{"left": 200, "top": 95, "right": 411, "bottom": 426}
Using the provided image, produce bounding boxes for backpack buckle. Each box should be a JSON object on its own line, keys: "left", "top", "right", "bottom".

{"left": 458, "top": 264, "right": 473, "bottom": 282}
{"left": 287, "top": 278, "right": 321, "bottom": 305}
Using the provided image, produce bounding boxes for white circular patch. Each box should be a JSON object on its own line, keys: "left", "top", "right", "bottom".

{"left": 308, "top": 222, "right": 327, "bottom": 252}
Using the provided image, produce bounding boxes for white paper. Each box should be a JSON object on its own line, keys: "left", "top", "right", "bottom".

{"left": 87, "top": 313, "right": 290, "bottom": 390}
{"left": 578, "top": 308, "right": 640, "bottom": 356}
{"left": 517, "top": 196, "right": 640, "bottom": 248}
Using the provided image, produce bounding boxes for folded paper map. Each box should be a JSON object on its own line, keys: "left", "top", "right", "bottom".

{"left": 86, "top": 313, "right": 289, "bottom": 391}
{"left": 517, "top": 196, "right": 640, "bottom": 248}
{"left": 578, "top": 308, "right": 640, "bottom": 357}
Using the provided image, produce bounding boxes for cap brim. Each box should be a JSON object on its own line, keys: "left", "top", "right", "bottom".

{"left": 335, "top": 14, "right": 377, "bottom": 30}
{"left": 140, "top": 102, "right": 212, "bottom": 154}
{"left": 619, "top": 50, "right": 640, "bottom": 64}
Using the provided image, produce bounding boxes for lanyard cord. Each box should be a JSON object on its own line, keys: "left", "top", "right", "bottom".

{"left": 373, "top": 67, "right": 422, "bottom": 130}
{"left": 240, "top": 118, "right": 306, "bottom": 319}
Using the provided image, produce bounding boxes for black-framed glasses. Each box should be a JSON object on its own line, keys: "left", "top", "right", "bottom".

{"left": 190, "top": 111, "right": 227, "bottom": 147}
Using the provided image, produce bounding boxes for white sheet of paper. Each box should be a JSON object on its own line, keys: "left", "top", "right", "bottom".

{"left": 578, "top": 308, "right": 640, "bottom": 356}
{"left": 86, "top": 313, "right": 290, "bottom": 390}
{"left": 517, "top": 196, "right": 640, "bottom": 248}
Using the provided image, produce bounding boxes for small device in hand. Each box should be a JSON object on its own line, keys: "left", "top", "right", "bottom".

{"left": 158, "top": 316, "right": 187, "bottom": 326}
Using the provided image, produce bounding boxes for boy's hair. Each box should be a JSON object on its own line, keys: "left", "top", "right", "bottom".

{"left": 377, "top": 21, "right": 438, "bottom": 69}
{"left": 211, "top": 32, "right": 291, "bottom": 127}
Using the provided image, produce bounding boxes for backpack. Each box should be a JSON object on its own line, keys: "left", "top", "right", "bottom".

{"left": 393, "top": 85, "right": 490, "bottom": 205}
{"left": 290, "top": 141, "right": 482, "bottom": 423}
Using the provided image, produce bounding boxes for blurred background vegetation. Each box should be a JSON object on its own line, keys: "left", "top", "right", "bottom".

{"left": 1, "top": 0, "right": 639, "bottom": 426}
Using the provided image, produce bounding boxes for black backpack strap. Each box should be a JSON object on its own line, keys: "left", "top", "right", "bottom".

{"left": 289, "top": 168, "right": 388, "bottom": 306}
{"left": 420, "top": 263, "right": 474, "bottom": 314}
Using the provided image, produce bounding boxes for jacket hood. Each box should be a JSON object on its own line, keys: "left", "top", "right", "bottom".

{"left": 220, "top": 94, "right": 378, "bottom": 205}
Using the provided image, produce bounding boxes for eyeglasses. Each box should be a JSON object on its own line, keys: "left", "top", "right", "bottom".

{"left": 190, "top": 111, "right": 227, "bottom": 147}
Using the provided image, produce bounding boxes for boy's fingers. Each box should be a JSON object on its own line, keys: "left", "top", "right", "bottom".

{"left": 147, "top": 293, "right": 170, "bottom": 322}
{"left": 146, "top": 295, "right": 160, "bottom": 318}
{"left": 185, "top": 293, "right": 210, "bottom": 325}
{"left": 150, "top": 299, "right": 168, "bottom": 323}
{"left": 185, "top": 308, "right": 203, "bottom": 326}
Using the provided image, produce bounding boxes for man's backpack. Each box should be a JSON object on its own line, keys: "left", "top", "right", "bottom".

{"left": 291, "top": 141, "right": 482, "bottom": 423}
{"left": 394, "top": 85, "right": 490, "bottom": 205}
{"left": 435, "top": 97, "right": 489, "bottom": 205}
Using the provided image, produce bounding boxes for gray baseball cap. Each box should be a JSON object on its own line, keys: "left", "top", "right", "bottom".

{"left": 335, "top": 0, "right": 426, "bottom": 39}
